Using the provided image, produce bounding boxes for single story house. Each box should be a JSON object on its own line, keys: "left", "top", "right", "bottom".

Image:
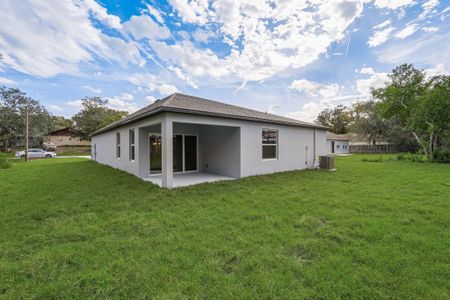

{"left": 91, "top": 93, "right": 327, "bottom": 188}
{"left": 326, "top": 132, "right": 350, "bottom": 154}
{"left": 44, "top": 127, "right": 90, "bottom": 148}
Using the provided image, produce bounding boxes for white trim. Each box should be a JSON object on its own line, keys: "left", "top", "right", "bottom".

{"left": 261, "top": 158, "right": 277, "bottom": 161}
{"left": 261, "top": 128, "right": 278, "bottom": 161}
{"left": 116, "top": 132, "right": 121, "bottom": 159}
{"left": 129, "top": 128, "right": 136, "bottom": 162}
{"left": 148, "top": 132, "right": 161, "bottom": 175}
{"left": 182, "top": 134, "right": 199, "bottom": 173}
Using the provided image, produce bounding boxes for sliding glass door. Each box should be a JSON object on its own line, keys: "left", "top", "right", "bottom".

{"left": 184, "top": 135, "right": 197, "bottom": 171}
{"left": 149, "top": 134, "right": 197, "bottom": 174}
{"left": 149, "top": 134, "right": 161, "bottom": 174}
{"left": 173, "top": 135, "right": 183, "bottom": 172}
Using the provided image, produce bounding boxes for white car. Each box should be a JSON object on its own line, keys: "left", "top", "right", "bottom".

{"left": 15, "top": 149, "right": 57, "bottom": 159}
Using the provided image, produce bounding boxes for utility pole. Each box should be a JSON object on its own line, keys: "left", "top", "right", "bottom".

{"left": 25, "top": 106, "right": 29, "bottom": 162}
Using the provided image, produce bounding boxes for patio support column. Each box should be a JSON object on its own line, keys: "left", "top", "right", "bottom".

{"left": 161, "top": 115, "right": 173, "bottom": 188}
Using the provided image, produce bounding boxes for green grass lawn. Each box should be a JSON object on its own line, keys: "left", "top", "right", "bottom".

{"left": 57, "top": 151, "right": 91, "bottom": 157}
{"left": 1, "top": 156, "right": 449, "bottom": 299}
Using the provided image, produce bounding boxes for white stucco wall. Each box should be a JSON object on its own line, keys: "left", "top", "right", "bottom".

{"left": 92, "top": 112, "right": 327, "bottom": 180}
{"left": 201, "top": 125, "right": 241, "bottom": 178}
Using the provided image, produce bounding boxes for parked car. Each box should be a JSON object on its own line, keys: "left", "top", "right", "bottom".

{"left": 15, "top": 149, "right": 57, "bottom": 159}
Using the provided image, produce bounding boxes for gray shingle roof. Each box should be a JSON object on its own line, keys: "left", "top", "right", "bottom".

{"left": 92, "top": 93, "right": 326, "bottom": 136}
{"left": 326, "top": 132, "right": 352, "bottom": 141}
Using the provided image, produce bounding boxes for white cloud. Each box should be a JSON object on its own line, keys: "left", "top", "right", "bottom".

{"left": 288, "top": 68, "right": 391, "bottom": 122}
{"left": 422, "top": 26, "right": 438, "bottom": 32}
{"left": 129, "top": 73, "right": 178, "bottom": 95}
{"left": 268, "top": 104, "right": 282, "bottom": 114}
{"left": 48, "top": 104, "right": 62, "bottom": 112}
{"left": 368, "top": 26, "right": 395, "bottom": 47}
{"left": 192, "top": 28, "right": 215, "bottom": 43}
{"left": 286, "top": 101, "right": 330, "bottom": 123}
{"left": 145, "top": 95, "right": 157, "bottom": 103}
{"left": 395, "top": 24, "right": 418, "bottom": 39}
{"left": 0, "top": 0, "right": 143, "bottom": 78}
{"left": 376, "top": 30, "right": 450, "bottom": 66}
{"left": 67, "top": 100, "right": 83, "bottom": 108}
{"left": 358, "top": 67, "right": 375, "bottom": 75}
{"left": 123, "top": 15, "right": 171, "bottom": 40}
{"left": 286, "top": 95, "right": 360, "bottom": 122}
{"left": 145, "top": 4, "right": 165, "bottom": 24}
{"left": 374, "top": 0, "right": 415, "bottom": 10}
{"left": 82, "top": 0, "right": 122, "bottom": 29}
{"left": 356, "top": 72, "right": 389, "bottom": 95}
{"left": 419, "top": 0, "right": 439, "bottom": 19}
{"left": 374, "top": 19, "right": 392, "bottom": 30}
{"left": 0, "top": 77, "right": 17, "bottom": 85}
{"left": 167, "top": 66, "right": 199, "bottom": 89}
{"left": 289, "top": 79, "right": 340, "bottom": 98}
{"left": 161, "top": 0, "right": 364, "bottom": 82}
{"left": 425, "top": 63, "right": 449, "bottom": 78}
{"left": 397, "top": 8, "right": 406, "bottom": 19}
{"left": 287, "top": 68, "right": 391, "bottom": 122}
{"left": 149, "top": 40, "right": 231, "bottom": 78}
{"left": 168, "top": 0, "right": 211, "bottom": 25}
{"left": 158, "top": 84, "right": 178, "bottom": 95}
{"left": 106, "top": 93, "right": 138, "bottom": 112}
{"left": 83, "top": 85, "right": 102, "bottom": 93}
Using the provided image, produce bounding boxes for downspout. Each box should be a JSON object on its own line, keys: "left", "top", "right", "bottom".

{"left": 313, "top": 128, "right": 319, "bottom": 169}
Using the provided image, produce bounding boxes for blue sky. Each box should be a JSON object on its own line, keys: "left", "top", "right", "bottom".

{"left": 0, "top": 0, "right": 449, "bottom": 121}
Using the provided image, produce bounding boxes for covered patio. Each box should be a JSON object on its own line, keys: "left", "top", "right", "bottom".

{"left": 137, "top": 115, "right": 241, "bottom": 188}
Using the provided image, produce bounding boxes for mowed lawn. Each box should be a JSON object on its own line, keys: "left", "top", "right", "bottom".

{"left": 1, "top": 156, "right": 449, "bottom": 299}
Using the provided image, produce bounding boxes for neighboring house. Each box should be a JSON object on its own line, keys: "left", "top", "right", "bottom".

{"left": 326, "top": 132, "right": 350, "bottom": 154}
{"left": 91, "top": 93, "right": 327, "bottom": 188}
{"left": 44, "top": 127, "right": 90, "bottom": 148}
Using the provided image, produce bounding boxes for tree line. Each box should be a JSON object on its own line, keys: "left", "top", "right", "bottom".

{"left": 0, "top": 87, "right": 127, "bottom": 150}
{"left": 317, "top": 64, "right": 449, "bottom": 161}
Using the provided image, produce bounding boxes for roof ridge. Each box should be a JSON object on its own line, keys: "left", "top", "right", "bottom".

{"left": 168, "top": 93, "right": 317, "bottom": 126}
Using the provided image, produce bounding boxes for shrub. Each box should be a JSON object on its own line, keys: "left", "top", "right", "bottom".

{"left": 432, "top": 150, "right": 450, "bottom": 163}
{"left": 361, "top": 156, "right": 383, "bottom": 162}
{"left": 394, "top": 153, "right": 428, "bottom": 163}
{"left": 0, "top": 155, "right": 12, "bottom": 169}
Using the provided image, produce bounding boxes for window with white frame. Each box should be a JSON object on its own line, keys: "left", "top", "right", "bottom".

{"left": 116, "top": 132, "right": 121, "bottom": 159}
{"left": 262, "top": 129, "right": 278, "bottom": 159}
{"left": 129, "top": 129, "right": 135, "bottom": 161}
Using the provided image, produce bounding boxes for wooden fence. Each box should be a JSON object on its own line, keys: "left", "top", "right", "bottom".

{"left": 350, "top": 144, "right": 418, "bottom": 154}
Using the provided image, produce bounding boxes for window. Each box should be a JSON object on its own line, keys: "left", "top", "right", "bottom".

{"left": 129, "top": 129, "right": 135, "bottom": 161}
{"left": 116, "top": 132, "right": 121, "bottom": 158}
{"left": 262, "top": 129, "right": 278, "bottom": 159}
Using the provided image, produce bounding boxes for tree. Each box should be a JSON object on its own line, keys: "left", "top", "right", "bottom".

{"left": 351, "top": 100, "right": 389, "bottom": 145}
{"left": 416, "top": 75, "right": 450, "bottom": 152}
{"left": 373, "top": 64, "right": 450, "bottom": 158}
{"left": 316, "top": 105, "right": 353, "bottom": 134}
{"left": 51, "top": 115, "right": 73, "bottom": 130}
{"left": 0, "top": 87, "right": 53, "bottom": 150}
{"left": 72, "top": 97, "right": 128, "bottom": 140}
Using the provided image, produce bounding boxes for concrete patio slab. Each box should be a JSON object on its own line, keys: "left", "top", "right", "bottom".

{"left": 144, "top": 172, "right": 234, "bottom": 188}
